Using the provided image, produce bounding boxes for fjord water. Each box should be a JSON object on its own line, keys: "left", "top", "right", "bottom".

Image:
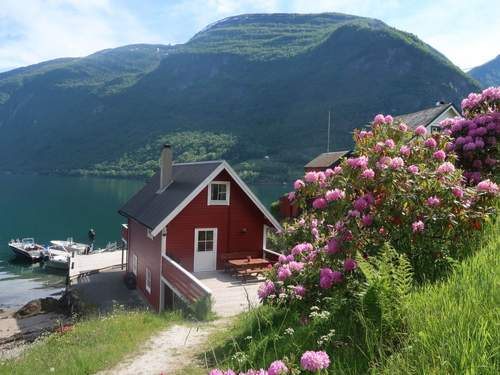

{"left": 0, "top": 174, "right": 288, "bottom": 310}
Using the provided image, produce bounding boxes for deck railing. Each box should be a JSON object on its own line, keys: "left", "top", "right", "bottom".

{"left": 161, "top": 255, "right": 212, "bottom": 305}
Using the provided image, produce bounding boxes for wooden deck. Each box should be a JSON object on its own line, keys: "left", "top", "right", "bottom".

{"left": 69, "top": 250, "right": 126, "bottom": 279}
{"left": 193, "top": 271, "right": 262, "bottom": 317}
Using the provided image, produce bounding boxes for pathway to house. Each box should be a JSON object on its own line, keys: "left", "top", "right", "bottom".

{"left": 97, "top": 319, "right": 229, "bottom": 375}
{"left": 96, "top": 272, "right": 262, "bottom": 375}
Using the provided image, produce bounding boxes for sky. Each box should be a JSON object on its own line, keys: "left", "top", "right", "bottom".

{"left": 1, "top": 0, "right": 499, "bottom": 73}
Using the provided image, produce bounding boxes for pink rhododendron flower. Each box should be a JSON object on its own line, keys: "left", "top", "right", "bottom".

{"left": 294, "top": 179, "right": 305, "bottom": 190}
{"left": 347, "top": 155, "right": 369, "bottom": 169}
{"left": 287, "top": 191, "right": 296, "bottom": 202}
{"left": 304, "top": 172, "right": 318, "bottom": 183}
{"left": 327, "top": 238, "right": 341, "bottom": 254}
{"left": 257, "top": 281, "right": 275, "bottom": 300}
{"left": 374, "top": 114, "right": 385, "bottom": 124}
{"left": 390, "top": 157, "right": 405, "bottom": 170}
{"left": 292, "top": 243, "right": 313, "bottom": 256}
{"left": 319, "top": 268, "right": 334, "bottom": 289}
{"left": 433, "top": 150, "right": 446, "bottom": 160}
{"left": 424, "top": 137, "right": 437, "bottom": 148}
{"left": 277, "top": 266, "right": 292, "bottom": 281}
{"left": 415, "top": 125, "right": 427, "bottom": 136}
{"left": 477, "top": 179, "right": 499, "bottom": 194}
{"left": 353, "top": 197, "right": 369, "bottom": 211}
{"left": 426, "top": 196, "right": 441, "bottom": 207}
{"left": 331, "top": 271, "right": 343, "bottom": 283}
{"left": 399, "top": 123, "right": 408, "bottom": 132}
{"left": 408, "top": 165, "right": 419, "bottom": 174}
{"left": 361, "top": 214, "right": 373, "bottom": 226}
{"left": 348, "top": 209, "right": 361, "bottom": 217}
{"left": 384, "top": 115, "right": 393, "bottom": 124}
{"left": 325, "top": 168, "right": 334, "bottom": 177}
{"left": 300, "top": 351, "right": 330, "bottom": 371}
{"left": 377, "top": 156, "right": 392, "bottom": 170}
{"left": 312, "top": 197, "right": 327, "bottom": 209}
{"left": 333, "top": 166, "right": 342, "bottom": 174}
{"left": 436, "top": 162, "right": 455, "bottom": 174}
{"left": 361, "top": 168, "right": 375, "bottom": 179}
{"left": 289, "top": 261, "right": 304, "bottom": 273}
{"left": 268, "top": 360, "right": 288, "bottom": 375}
{"left": 294, "top": 285, "right": 306, "bottom": 297}
{"left": 384, "top": 139, "right": 395, "bottom": 149}
{"left": 452, "top": 187, "right": 464, "bottom": 199}
{"left": 343, "top": 258, "right": 358, "bottom": 272}
{"left": 400, "top": 145, "right": 411, "bottom": 156}
{"left": 412, "top": 220, "right": 425, "bottom": 233}
{"left": 325, "top": 188, "right": 345, "bottom": 201}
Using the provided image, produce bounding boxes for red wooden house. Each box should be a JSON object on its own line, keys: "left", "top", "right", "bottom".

{"left": 119, "top": 145, "right": 282, "bottom": 311}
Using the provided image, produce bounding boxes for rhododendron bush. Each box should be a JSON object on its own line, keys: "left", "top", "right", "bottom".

{"left": 441, "top": 87, "right": 500, "bottom": 183}
{"left": 260, "top": 90, "right": 499, "bottom": 309}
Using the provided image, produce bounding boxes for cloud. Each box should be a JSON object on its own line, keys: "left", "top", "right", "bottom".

{"left": 0, "top": 0, "right": 498, "bottom": 72}
{"left": 0, "top": 0, "right": 161, "bottom": 71}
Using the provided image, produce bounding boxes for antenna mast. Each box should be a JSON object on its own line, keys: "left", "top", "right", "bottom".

{"left": 327, "top": 110, "right": 332, "bottom": 152}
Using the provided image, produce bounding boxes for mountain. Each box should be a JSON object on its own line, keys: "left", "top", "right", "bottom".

{"left": 469, "top": 55, "right": 500, "bottom": 87}
{"left": 0, "top": 13, "right": 480, "bottom": 182}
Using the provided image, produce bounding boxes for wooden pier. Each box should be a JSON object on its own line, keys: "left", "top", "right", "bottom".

{"left": 68, "top": 249, "right": 126, "bottom": 280}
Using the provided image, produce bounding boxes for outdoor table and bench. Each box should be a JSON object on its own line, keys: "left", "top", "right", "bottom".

{"left": 224, "top": 257, "right": 271, "bottom": 282}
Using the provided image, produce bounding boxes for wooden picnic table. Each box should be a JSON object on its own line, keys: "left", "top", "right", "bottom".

{"left": 227, "top": 258, "right": 270, "bottom": 270}
{"left": 226, "top": 258, "right": 271, "bottom": 282}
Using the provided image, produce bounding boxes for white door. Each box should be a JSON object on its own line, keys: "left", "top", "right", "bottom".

{"left": 193, "top": 228, "right": 217, "bottom": 272}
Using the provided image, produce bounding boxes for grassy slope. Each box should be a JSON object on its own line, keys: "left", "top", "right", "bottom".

{"left": 0, "top": 310, "right": 182, "bottom": 375}
{"left": 379, "top": 220, "right": 500, "bottom": 374}
{"left": 183, "top": 216, "right": 499, "bottom": 374}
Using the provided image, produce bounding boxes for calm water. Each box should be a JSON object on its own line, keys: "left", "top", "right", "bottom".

{"left": 0, "top": 174, "right": 288, "bottom": 309}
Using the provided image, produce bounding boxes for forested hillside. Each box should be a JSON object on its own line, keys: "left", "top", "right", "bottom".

{"left": 0, "top": 13, "right": 479, "bottom": 182}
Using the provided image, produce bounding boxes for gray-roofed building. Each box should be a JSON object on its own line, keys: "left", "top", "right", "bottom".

{"left": 304, "top": 150, "right": 352, "bottom": 172}
{"left": 394, "top": 102, "right": 460, "bottom": 131}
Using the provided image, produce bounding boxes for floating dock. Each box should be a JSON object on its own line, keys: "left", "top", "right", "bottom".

{"left": 68, "top": 250, "right": 126, "bottom": 280}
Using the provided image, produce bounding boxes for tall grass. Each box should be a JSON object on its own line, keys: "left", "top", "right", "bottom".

{"left": 379, "top": 218, "right": 500, "bottom": 374}
{"left": 0, "top": 310, "right": 182, "bottom": 375}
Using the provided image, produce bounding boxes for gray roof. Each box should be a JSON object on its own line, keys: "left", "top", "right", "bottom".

{"left": 305, "top": 150, "right": 351, "bottom": 169}
{"left": 394, "top": 103, "right": 453, "bottom": 129}
{"left": 119, "top": 161, "right": 223, "bottom": 229}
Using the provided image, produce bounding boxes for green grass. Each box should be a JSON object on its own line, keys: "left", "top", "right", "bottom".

{"left": 182, "top": 215, "right": 499, "bottom": 374}
{"left": 0, "top": 310, "right": 182, "bottom": 375}
{"left": 379, "top": 220, "right": 500, "bottom": 374}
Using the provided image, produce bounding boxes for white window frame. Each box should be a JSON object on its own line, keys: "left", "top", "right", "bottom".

{"left": 145, "top": 267, "right": 152, "bottom": 294}
{"left": 263, "top": 224, "right": 272, "bottom": 251}
{"left": 132, "top": 253, "right": 138, "bottom": 276}
{"left": 208, "top": 181, "right": 230, "bottom": 205}
{"left": 146, "top": 228, "right": 154, "bottom": 240}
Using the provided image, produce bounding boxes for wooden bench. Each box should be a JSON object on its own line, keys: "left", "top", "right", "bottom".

{"left": 236, "top": 267, "right": 269, "bottom": 283}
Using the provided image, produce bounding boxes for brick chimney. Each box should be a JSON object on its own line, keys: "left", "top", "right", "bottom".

{"left": 159, "top": 144, "right": 173, "bottom": 192}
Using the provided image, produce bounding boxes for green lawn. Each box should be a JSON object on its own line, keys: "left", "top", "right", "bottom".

{"left": 0, "top": 310, "right": 182, "bottom": 375}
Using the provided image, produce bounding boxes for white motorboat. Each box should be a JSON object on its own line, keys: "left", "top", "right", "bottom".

{"left": 8, "top": 238, "right": 45, "bottom": 261}
{"left": 50, "top": 238, "right": 88, "bottom": 254}
{"left": 44, "top": 247, "right": 70, "bottom": 270}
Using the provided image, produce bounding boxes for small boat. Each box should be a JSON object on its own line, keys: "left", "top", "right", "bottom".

{"left": 45, "top": 247, "right": 70, "bottom": 270}
{"left": 8, "top": 238, "right": 45, "bottom": 261}
{"left": 50, "top": 238, "right": 88, "bottom": 254}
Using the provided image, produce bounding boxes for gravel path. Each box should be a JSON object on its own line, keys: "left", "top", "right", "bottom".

{"left": 96, "top": 319, "right": 228, "bottom": 375}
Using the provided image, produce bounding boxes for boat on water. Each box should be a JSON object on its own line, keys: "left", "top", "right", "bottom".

{"left": 45, "top": 247, "right": 70, "bottom": 270}
{"left": 50, "top": 238, "right": 88, "bottom": 254}
{"left": 7, "top": 238, "right": 45, "bottom": 261}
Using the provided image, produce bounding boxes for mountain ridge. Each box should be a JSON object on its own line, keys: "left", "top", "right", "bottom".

{"left": 469, "top": 54, "right": 500, "bottom": 87}
{"left": 0, "top": 13, "right": 480, "bottom": 182}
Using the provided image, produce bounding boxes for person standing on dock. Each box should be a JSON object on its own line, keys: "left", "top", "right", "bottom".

{"left": 88, "top": 228, "right": 96, "bottom": 251}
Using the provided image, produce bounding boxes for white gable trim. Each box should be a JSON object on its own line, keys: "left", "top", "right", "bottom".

{"left": 150, "top": 161, "right": 282, "bottom": 236}
{"left": 427, "top": 104, "right": 461, "bottom": 129}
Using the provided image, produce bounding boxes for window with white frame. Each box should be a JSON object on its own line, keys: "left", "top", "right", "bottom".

{"left": 195, "top": 229, "right": 215, "bottom": 252}
{"left": 208, "top": 181, "right": 230, "bottom": 205}
{"left": 146, "top": 228, "right": 154, "bottom": 240}
{"left": 161, "top": 227, "right": 167, "bottom": 257}
{"left": 145, "top": 267, "right": 152, "bottom": 294}
{"left": 430, "top": 125, "right": 441, "bottom": 133}
{"left": 132, "top": 253, "right": 138, "bottom": 275}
